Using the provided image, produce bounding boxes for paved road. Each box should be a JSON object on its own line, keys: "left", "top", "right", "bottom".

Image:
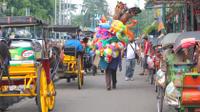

{"left": 6, "top": 60, "right": 175, "bottom": 112}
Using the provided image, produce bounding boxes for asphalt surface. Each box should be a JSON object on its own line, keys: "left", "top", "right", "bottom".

{"left": 5, "top": 60, "right": 176, "bottom": 112}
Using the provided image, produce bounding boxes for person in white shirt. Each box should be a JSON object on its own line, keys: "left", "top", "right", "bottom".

{"left": 125, "top": 39, "right": 140, "bottom": 81}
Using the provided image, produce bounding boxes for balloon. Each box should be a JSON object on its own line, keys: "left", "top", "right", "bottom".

{"left": 109, "top": 20, "right": 125, "bottom": 34}
{"left": 96, "top": 41, "right": 103, "bottom": 49}
{"left": 116, "top": 32, "right": 129, "bottom": 43}
{"left": 117, "top": 42, "right": 125, "bottom": 49}
{"left": 101, "top": 40, "right": 109, "bottom": 47}
{"left": 111, "top": 42, "right": 116, "bottom": 47}
{"left": 104, "top": 55, "right": 112, "bottom": 63}
{"left": 111, "top": 42, "right": 116, "bottom": 49}
{"left": 100, "top": 48, "right": 104, "bottom": 56}
{"left": 90, "top": 50, "right": 94, "bottom": 55}
{"left": 123, "top": 19, "right": 138, "bottom": 41}
{"left": 96, "top": 28, "right": 112, "bottom": 39}
{"left": 99, "top": 23, "right": 111, "bottom": 29}
{"left": 124, "top": 29, "right": 134, "bottom": 41}
{"left": 104, "top": 47, "right": 112, "bottom": 56}
{"left": 100, "top": 15, "right": 107, "bottom": 23}
{"left": 112, "top": 50, "right": 119, "bottom": 58}
{"left": 109, "top": 44, "right": 114, "bottom": 50}
{"left": 95, "top": 50, "right": 100, "bottom": 55}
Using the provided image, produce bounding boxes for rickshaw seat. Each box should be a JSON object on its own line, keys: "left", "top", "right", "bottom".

{"left": 182, "top": 75, "right": 200, "bottom": 105}
{"left": 64, "top": 46, "right": 76, "bottom": 56}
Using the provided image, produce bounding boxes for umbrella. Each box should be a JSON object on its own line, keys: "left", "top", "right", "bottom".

{"left": 160, "top": 33, "right": 180, "bottom": 48}
{"left": 173, "top": 31, "right": 200, "bottom": 52}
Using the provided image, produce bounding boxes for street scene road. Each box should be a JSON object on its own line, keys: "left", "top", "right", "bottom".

{"left": 0, "top": 0, "right": 200, "bottom": 112}
{"left": 6, "top": 60, "right": 174, "bottom": 112}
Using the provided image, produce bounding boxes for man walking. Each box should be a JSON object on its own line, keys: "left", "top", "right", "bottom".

{"left": 125, "top": 39, "right": 140, "bottom": 81}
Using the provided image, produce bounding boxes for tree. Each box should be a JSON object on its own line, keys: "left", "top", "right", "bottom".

{"left": 81, "top": 0, "right": 109, "bottom": 27}
{"left": 6, "top": 0, "right": 54, "bottom": 22}
{"left": 133, "top": 9, "right": 155, "bottom": 37}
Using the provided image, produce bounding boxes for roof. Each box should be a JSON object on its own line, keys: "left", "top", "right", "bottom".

{"left": 47, "top": 25, "right": 79, "bottom": 33}
{"left": 0, "top": 16, "right": 48, "bottom": 27}
{"left": 161, "top": 33, "right": 180, "bottom": 47}
{"left": 174, "top": 31, "right": 200, "bottom": 52}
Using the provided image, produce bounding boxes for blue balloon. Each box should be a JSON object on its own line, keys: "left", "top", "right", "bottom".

{"left": 99, "top": 23, "right": 111, "bottom": 29}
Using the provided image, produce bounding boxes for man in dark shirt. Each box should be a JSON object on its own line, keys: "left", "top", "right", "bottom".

{"left": 105, "top": 51, "right": 122, "bottom": 90}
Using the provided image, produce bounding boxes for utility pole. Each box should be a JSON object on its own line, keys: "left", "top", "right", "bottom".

{"left": 55, "top": 0, "right": 57, "bottom": 25}
{"left": 191, "top": 3, "right": 194, "bottom": 31}
{"left": 59, "top": 0, "right": 62, "bottom": 25}
{"left": 184, "top": 2, "right": 187, "bottom": 32}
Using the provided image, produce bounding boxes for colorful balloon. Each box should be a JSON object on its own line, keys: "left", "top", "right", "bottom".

{"left": 109, "top": 20, "right": 125, "bottom": 34}
{"left": 99, "top": 23, "right": 111, "bottom": 29}
{"left": 95, "top": 50, "right": 100, "bottom": 55}
{"left": 104, "top": 55, "right": 112, "bottom": 63}
{"left": 112, "top": 50, "right": 119, "bottom": 58}
{"left": 96, "top": 41, "right": 103, "bottom": 49}
{"left": 104, "top": 47, "right": 112, "bottom": 56}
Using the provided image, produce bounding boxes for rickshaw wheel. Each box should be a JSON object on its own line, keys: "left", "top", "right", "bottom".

{"left": 37, "top": 67, "right": 49, "bottom": 112}
{"left": 157, "top": 87, "right": 164, "bottom": 112}
{"left": 47, "top": 81, "right": 56, "bottom": 111}
{"left": 77, "top": 56, "right": 83, "bottom": 89}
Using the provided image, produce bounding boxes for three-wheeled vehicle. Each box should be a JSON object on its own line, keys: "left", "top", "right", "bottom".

{"left": 156, "top": 32, "right": 200, "bottom": 112}
{"left": 0, "top": 16, "right": 56, "bottom": 112}
{"left": 48, "top": 25, "right": 84, "bottom": 89}
{"left": 82, "top": 30, "right": 97, "bottom": 75}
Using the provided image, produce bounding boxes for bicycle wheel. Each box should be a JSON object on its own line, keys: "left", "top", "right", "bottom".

{"left": 157, "top": 87, "right": 164, "bottom": 112}
{"left": 150, "top": 69, "right": 154, "bottom": 85}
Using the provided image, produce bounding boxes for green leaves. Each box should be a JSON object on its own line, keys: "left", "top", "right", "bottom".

{"left": 6, "top": 0, "right": 54, "bottom": 21}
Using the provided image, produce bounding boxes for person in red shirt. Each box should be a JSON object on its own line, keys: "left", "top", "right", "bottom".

{"left": 140, "top": 37, "right": 150, "bottom": 75}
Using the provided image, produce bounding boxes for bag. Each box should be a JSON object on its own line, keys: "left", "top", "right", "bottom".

{"left": 155, "top": 69, "right": 166, "bottom": 87}
{"left": 165, "top": 82, "right": 181, "bottom": 106}
{"left": 147, "top": 56, "right": 154, "bottom": 69}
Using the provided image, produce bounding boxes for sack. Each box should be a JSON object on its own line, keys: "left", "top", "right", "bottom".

{"left": 155, "top": 69, "right": 166, "bottom": 87}
{"left": 93, "top": 55, "right": 100, "bottom": 67}
{"left": 147, "top": 56, "right": 154, "bottom": 69}
{"left": 165, "top": 82, "right": 181, "bottom": 106}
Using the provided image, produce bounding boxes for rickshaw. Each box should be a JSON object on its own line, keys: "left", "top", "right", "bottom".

{"left": 62, "top": 46, "right": 84, "bottom": 89}
{"left": 48, "top": 25, "right": 84, "bottom": 89}
{"left": 0, "top": 16, "right": 55, "bottom": 112}
{"left": 157, "top": 32, "right": 200, "bottom": 112}
{"left": 46, "top": 25, "right": 80, "bottom": 81}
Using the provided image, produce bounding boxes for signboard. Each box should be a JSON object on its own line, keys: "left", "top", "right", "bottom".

{"left": 194, "top": 9, "right": 200, "bottom": 15}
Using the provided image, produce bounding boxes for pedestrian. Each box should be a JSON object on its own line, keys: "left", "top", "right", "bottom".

{"left": 125, "top": 38, "right": 140, "bottom": 81}
{"left": 105, "top": 50, "right": 122, "bottom": 90}
{"left": 140, "top": 36, "right": 150, "bottom": 76}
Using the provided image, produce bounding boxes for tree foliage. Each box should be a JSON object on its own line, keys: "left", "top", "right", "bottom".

{"left": 6, "top": 0, "right": 54, "bottom": 21}
{"left": 71, "top": 0, "right": 108, "bottom": 27}
{"left": 134, "top": 9, "right": 155, "bottom": 36}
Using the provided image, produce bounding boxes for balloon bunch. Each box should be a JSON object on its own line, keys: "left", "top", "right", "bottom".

{"left": 90, "top": 1, "right": 141, "bottom": 63}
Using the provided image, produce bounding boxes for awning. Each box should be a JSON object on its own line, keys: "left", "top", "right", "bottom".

{"left": 161, "top": 33, "right": 180, "bottom": 48}
{"left": 173, "top": 31, "right": 200, "bottom": 52}
{"left": 47, "top": 25, "right": 79, "bottom": 33}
